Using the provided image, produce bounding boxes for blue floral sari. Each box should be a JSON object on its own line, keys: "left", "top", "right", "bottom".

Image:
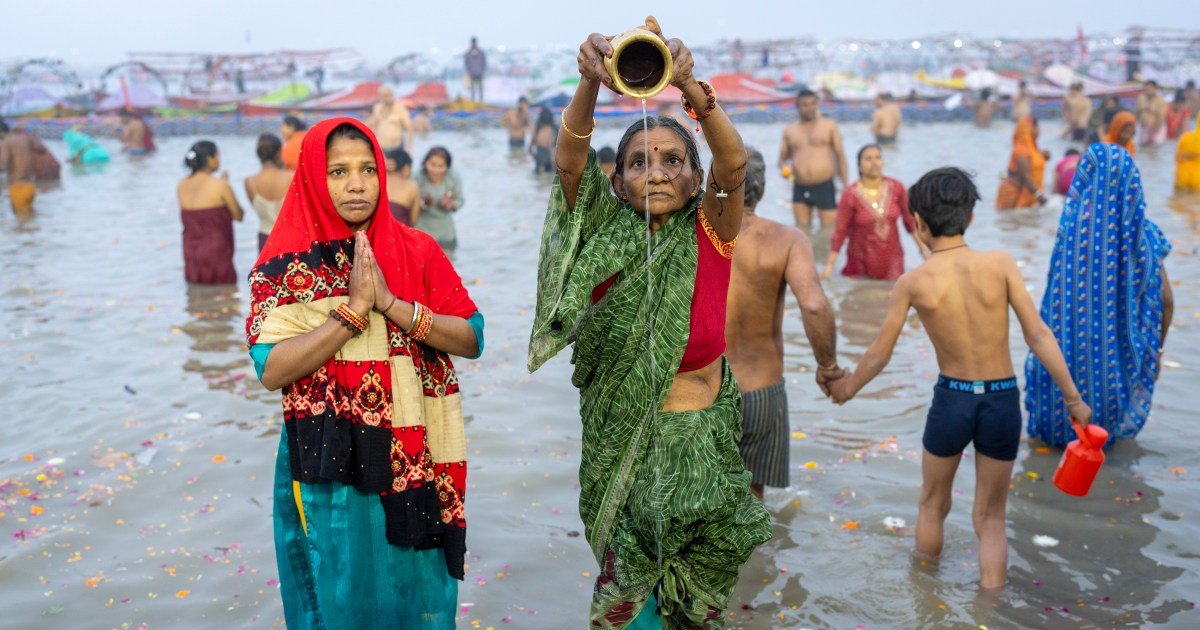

{"left": 1025, "top": 143, "right": 1171, "bottom": 446}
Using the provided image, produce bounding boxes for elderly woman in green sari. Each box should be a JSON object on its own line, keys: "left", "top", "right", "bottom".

{"left": 528, "top": 17, "right": 772, "bottom": 628}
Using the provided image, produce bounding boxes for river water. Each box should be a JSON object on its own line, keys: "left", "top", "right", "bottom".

{"left": 2, "top": 117, "right": 1197, "bottom": 628}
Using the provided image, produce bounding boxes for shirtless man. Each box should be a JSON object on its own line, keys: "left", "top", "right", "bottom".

{"left": 972, "top": 88, "right": 997, "bottom": 128}
{"left": 501, "top": 97, "right": 531, "bottom": 150}
{"left": 727, "top": 148, "right": 842, "bottom": 499}
{"left": 1010, "top": 81, "right": 1032, "bottom": 121}
{"left": 1136, "top": 80, "right": 1167, "bottom": 146}
{"left": 779, "top": 89, "right": 847, "bottom": 230}
{"left": 1061, "top": 82, "right": 1092, "bottom": 141}
{"left": 119, "top": 109, "right": 150, "bottom": 154}
{"left": 0, "top": 120, "right": 38, "bottom": 213}
{"left": 831, "top": 167, "right": 1091, "bottom": 588}
{"left": 871, "top": 93, "right": 902, "bottom": 144}
{"left": 411, "top": 106, "right": 433, "bottom": 134}
{"left": 366, "top": 87, "right": 412, "bottom": 152}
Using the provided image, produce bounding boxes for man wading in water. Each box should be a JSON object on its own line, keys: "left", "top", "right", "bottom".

{"left": 726, "top": 147, "right": 843, "bottom": 499}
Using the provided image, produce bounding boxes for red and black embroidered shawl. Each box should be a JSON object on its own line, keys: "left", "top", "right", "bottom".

{"left": 245, "top": 117, "right": 478, "bottom": 579}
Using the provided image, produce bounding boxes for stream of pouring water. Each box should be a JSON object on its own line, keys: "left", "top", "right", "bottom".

{"left": 640, "top": 98, "right": 667, "bottom": 585}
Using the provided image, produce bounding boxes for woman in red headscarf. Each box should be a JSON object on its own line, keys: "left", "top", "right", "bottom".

{"left": 1106, "top": 111, "right": 1137, "bottom": 156}
{"left": 245, "top": 117, "right": 484, "bottom": 629}
{"left": 995, "top": 115, "right": 1048, "bottom": 210}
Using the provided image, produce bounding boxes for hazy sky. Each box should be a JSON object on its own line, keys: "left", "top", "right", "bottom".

{"left": 4, "top": 0, "right": 1190, "bottom": 67}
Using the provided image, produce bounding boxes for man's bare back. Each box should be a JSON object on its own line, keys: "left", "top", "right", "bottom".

{"left": 727, "top": 214, "right": 836, "bottom": 391}
{"left": 121, "top": 119, "right": 145, "bottom": 152}
{"left": 0, "top": 132, "right": 36, "bottom": 182}
{"left": 872, "top": 102, "right": 902, "bottom": 141}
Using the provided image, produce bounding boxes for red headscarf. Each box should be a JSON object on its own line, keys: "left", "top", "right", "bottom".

{"left": 1106, "top": 111, "right": 1137, "bottom": 156}
{"left": 250, "top": 116, "right": 476, "bottom": 344}
{"left": 246, "top": 117, "right": 477, "bottom": 580}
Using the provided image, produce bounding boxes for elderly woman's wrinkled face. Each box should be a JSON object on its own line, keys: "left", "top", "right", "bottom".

{"left": 325, "top": 136, "right": 380, "bottom": 231}
{"left": 614, "top": 127, "right": 700, "bottom": 219}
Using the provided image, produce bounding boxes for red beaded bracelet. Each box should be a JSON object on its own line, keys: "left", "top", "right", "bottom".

{"left": 681, "top": 80, "right": 717, "bottom": 122}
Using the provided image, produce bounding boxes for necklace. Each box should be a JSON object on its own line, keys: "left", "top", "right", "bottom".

{"left": 932, "top": 244, "right": 969, "bottom": 254}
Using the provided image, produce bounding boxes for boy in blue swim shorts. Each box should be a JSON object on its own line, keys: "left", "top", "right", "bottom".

{"left": 830, "top": 167, "right": 1092, "bottom": 588}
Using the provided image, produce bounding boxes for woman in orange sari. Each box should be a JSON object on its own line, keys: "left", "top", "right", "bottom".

{"left": 1106, "top": 111, "right": 1137, "bottom": 156}
{"left": 996, "top": 116, "right": 1048, "bottom": 210}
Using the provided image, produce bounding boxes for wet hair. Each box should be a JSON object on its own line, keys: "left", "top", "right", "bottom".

{"left": 282, "top": 115, "right": 306, "bottom": 131}
{"left": 1018, "top": 80, "right": 1028, "bottom": 88}
{"left": 1065, "top": 148, "right": 1080, "bottom": 157}
{"left": 597, "top": 146, "right": 616, "bottom": 164}
{"left": 743, "top": 147, "right": 766, "bottom": 210}
{"left": 796, "top": 88, "right": 818, "bottom": 101}
{"left": 119, "top": 108, "right": 133, "bottom": 118}
{"left": 879, "top": 92, "right": 893, "bottom": 101}
{"left": 611, "top": 115, "right": 701, "bottom": 191}
{"left": 385, "top": 146, "right": 412, "bottom": 173}
{"left": 535, "top": 107, "right": 554, "bottom": 131}
{"left": 856, "top": 143, "right": 881, "bottom": 176}
{"left": 422, "top": 146, "right": 452, "bottom": 173}
{"left": 1188, "top": 80, "right": 1197, "bottom": 89}
{"left": 0, "top": 120, "right": 8, "bottom": 134}
{"left": 184, "top": 140, "right": 218, "bottom": 174}
{"left": 1174, "top": 88, "right": 1187, "bottom": 103}
{"left": 517, "top": 96, "right": 528, "bottom": 105}
{"left": 980, "top": 87, "right": 993, "bottom": 100}
{"left": 325, "top": 123, "right": 373, "bottom": 151}
{"left": 907, "top": 167, "right": 980, "bottom": 237}
{"left": 255, "top": 133, "right": 282, "bottom": 165}
{"left": 1146, "top": 80, "right": 1158, "bottom": 88}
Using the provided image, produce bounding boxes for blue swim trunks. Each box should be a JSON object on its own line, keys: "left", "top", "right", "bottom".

{"left": 922, "top": 375, "right": 1021, "bottom": 461}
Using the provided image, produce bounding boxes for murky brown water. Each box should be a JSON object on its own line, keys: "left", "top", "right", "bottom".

{"left": 2, "top": 118, "right": 1197, "bottom": 628}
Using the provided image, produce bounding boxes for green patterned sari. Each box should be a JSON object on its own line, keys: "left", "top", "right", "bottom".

{"left": 529, "top": 151, "right": 771, "bottom": 628}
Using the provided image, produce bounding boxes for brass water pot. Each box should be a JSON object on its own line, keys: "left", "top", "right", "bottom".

{"left": 604, "top": 28, "right": 673, "bottom": 98}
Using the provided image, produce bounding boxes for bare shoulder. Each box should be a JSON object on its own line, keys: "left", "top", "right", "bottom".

{"left": 753, "top": 215, "right": 808, "bottom": 246}
{"left": 822, "top": 117, "right": 841, "bottom": 133}
{"left": 980, "top": 249, "right": 1018, "bottom": 273}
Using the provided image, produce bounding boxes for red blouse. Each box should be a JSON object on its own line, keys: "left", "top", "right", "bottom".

{"left": 829, "top": 177, "right": 915, "bottom": 281}
{"left": 592, "top": 212, "right": 732, "bottom": 372}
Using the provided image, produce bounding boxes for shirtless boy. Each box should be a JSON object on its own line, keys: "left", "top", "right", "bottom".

{"left": 726, "top": 148, "right": 842, "bottom": 498}
{"left": 779, "top": 89, "right": 847, "bottom": 230}
{"left": 871, "top": 93, "right": 902, "bottom": 144}
{"left": 831, "top": 167, "right": 1092, "bottom": 589}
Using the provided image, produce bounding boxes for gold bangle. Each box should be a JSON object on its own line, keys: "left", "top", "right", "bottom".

{"left": 560, "top": 113, "right": 595, "bottom": 140}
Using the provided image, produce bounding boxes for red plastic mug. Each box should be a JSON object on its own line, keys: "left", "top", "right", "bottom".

{"left": 1053, "top": 420, "right": 1109, "bottom": 497}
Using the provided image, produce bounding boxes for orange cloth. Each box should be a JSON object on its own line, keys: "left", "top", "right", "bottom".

{"left": 281, "top": 130, "right": 306, "bottom": 170}
{"left": 1106, "top": 111, "right": 1137, "bottom": 156}
{"left": 1176, "top": 113, "right": 1200, "bottom": 192}
{"left": 996, "top": 116, "right": 1045, "bottom": 209}
{"left": 7, "top": 182, "right": 35, "bottom": 213}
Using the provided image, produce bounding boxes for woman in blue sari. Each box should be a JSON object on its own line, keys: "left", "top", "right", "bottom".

{"left": 1025, "top": 143, "right": 1174, "bottom": 446}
